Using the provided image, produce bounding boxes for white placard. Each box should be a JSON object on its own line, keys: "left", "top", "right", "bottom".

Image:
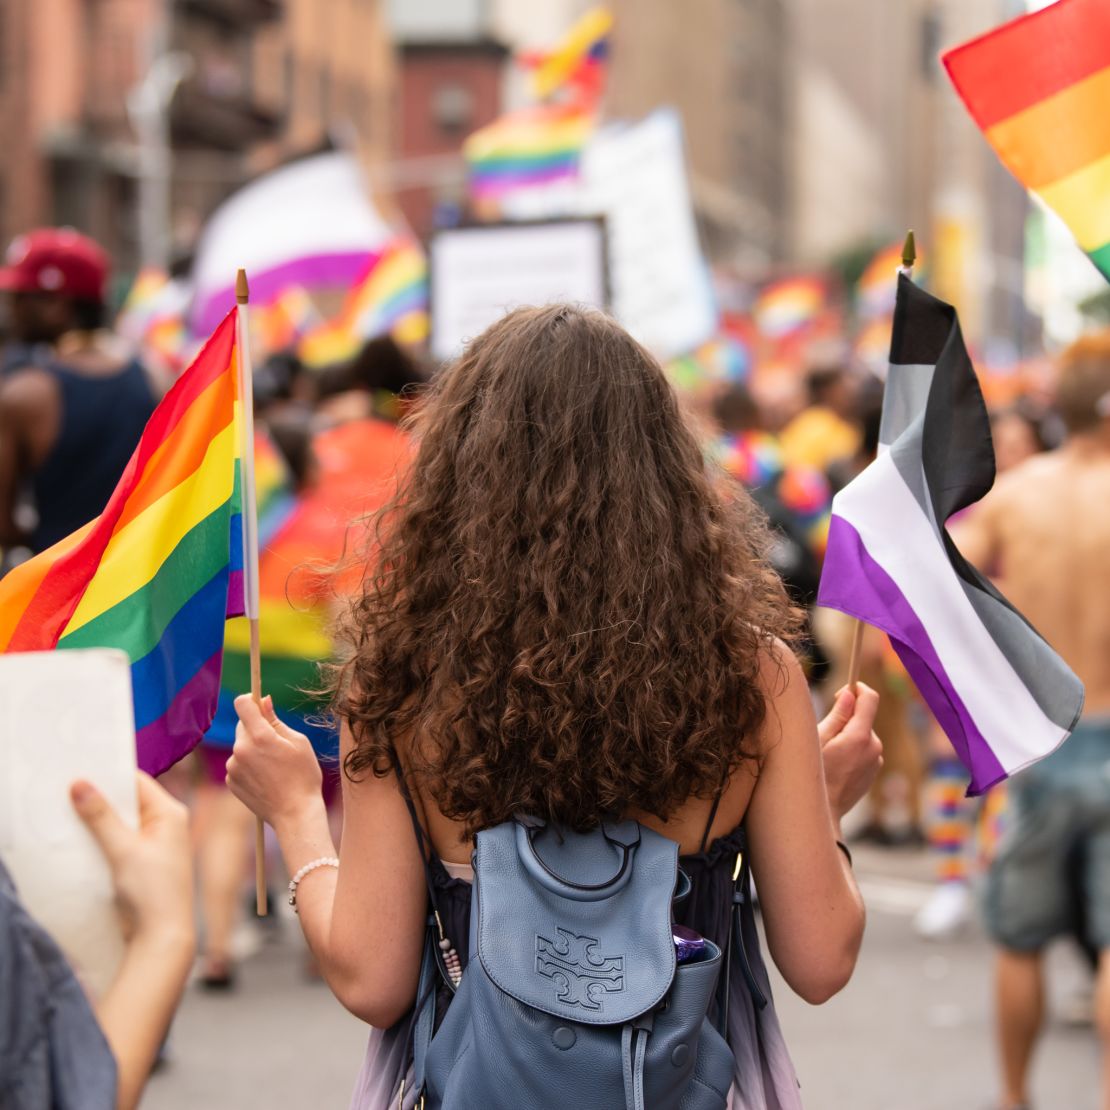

{"left": 502, "top": 109, "right": 718, "bottom": 362}
{"left": 429, "top": 219, "right": 608, "bottom": 360}
{"left": 0, "top": 649, "right": 138, "bottom": 996}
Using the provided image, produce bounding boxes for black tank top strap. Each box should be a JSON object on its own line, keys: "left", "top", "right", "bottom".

{"left": 387, "top": 745, "right": 448, "bottom": 913}
{"left": 698, "top": 770, "right": 730, "bottom": 855}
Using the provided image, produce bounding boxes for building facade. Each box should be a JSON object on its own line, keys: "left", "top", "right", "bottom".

{"left": 603, "top": 0, "right": 790, "bottom": 269}
{"left": 0, "top": 0, "right": 396, "bottom": 281}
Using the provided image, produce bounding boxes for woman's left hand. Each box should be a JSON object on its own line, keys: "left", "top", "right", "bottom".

{"left": 227, "top": 694, "right": 324, "bottom": 829}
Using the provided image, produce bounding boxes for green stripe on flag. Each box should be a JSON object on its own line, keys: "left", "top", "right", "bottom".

{"left": 1088, "top": 241, "right": 1110, "bottom": 280}
{"left": 220, "top": 650, "right": 324, "bottom": 711}
{"left": 59, "top": 477, "right": 239, "bottom": 661}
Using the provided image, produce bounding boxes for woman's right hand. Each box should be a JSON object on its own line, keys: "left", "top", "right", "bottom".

{"left": 817, "top": 683, "right": 883, "bottom": 820}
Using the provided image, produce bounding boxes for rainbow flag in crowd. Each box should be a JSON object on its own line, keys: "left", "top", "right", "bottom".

{"left": 752, "top": 276, "right": 827, "bottom": 339}
{"left": 117, "top": 268, "right": 190, "bottom": 374}
{"left": 819, "top": 275, "right": 1083, "bottom": 794}
{"left": 944, "top": 0, "right": 1110, "bottom": 280}
{"left": 253, "top": 286, "right": 321, "bottom": 356}
{"left": 527, "top": 6, "right": 613, "bottom": 102}
{"left": 465, "top": 101, "right": 596, "bottom": 200}
{"left": 0, "top": 313, "right": 247, "bottom": 775}
{"left": 299, "top": 240, "right": 428, "bottom": 367}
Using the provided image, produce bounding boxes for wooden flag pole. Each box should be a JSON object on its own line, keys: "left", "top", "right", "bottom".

{"left": 844, "top": 230, "right": 916, "bottom": 691}
{"left": 235, "top": 269, "right": 268, "bottom": 917}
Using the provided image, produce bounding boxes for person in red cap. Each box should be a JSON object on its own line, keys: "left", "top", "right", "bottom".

{"left": 0, "top": 228, "right": 156, "bottom": 556}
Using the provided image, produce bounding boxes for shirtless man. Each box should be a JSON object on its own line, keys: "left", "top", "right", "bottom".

{"left": 0, "top": 229, "right": 155, "bottom": 556}
{"left": 953, "top": 332, "right": 1110, "bottom": 1110}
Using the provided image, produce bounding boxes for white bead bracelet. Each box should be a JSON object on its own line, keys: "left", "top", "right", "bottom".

{"left": 288, "top": 856, "right": 339, "bottom": 913}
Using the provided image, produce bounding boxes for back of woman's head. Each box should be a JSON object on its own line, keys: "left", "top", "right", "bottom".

{"left": 336, "top": 305, "right": 799, "bottom": 833}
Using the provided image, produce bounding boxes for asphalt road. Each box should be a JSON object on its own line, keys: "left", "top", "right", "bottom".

{"left": 146, "top": 849, "right": 1100, "bottom": 1109}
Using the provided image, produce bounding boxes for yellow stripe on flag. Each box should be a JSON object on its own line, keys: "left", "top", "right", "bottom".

{"left": 985, "top": 64, "right": 1110, "bottom": 190}
{"left": 223, "top": 599, "right": 332, "bottom": 660}
{"left": 1036, "top": 150, "right": 1110, "bottom": 251}
{"left": 64, "top": 421, "right": 238, "bottom": 633}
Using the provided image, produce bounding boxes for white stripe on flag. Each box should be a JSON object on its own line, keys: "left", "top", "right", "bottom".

{"left": 833, "top": 450, "right": 1068, "bottom": 776}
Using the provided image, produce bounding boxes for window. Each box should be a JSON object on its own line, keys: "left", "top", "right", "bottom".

{"left": 433, "top": 82, "right": 474, "bottom": 134}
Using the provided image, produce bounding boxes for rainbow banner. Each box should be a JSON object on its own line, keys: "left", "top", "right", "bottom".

{"left": 753, "top": 276, "right": 827, "bottom": 339}
{"left": 943, "top": 0, "right": 1110, "bottom": 280}
{"left": 464, "top": 101, "right": 596, "bottom": 200}
{"left": 528, "top": 6, "right": 613, "bottom": 102}
{"left": 299, "top": 240, "right": 428, "bottom": 368}
{"left": 0, "top": 312, "right": 247, "bottom": 775}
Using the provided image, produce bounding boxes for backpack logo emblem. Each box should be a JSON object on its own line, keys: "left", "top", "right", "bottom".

{"left": 535, "top": 928, "right": 625, "bottom": 1010}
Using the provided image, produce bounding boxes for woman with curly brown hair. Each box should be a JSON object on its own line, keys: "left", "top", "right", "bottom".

{"left": 227, "top": 305, "right": 881, "bottom": 1108}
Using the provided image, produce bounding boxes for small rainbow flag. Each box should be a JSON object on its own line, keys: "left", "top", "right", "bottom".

{"left": 299, "top": 240, "right": 428, "bottom": 368}
{"left": 0, "top": 312, "right": 247, "bottom": 775}
{"left": 944, "top": 0, "right": 1110, "bottom": 280}
{"left": 253, "top": 286, "right": 322, "bottom": 356}
{"left": 528, "top": 6, "right": 613, "bottom": 102}
{"left": 753, "top": 276, "right": 827, "bottom": 339}
{"left": 464, "top": 101, "right": 596, "bottom": 200}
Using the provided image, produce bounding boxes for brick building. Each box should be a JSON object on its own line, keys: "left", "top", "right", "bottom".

{"left": 0, "top": 0, "right": 396, "bottom": 280}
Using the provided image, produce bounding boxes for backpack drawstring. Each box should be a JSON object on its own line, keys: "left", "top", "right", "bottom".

{"left": 621, "top": 1010, "right": 655, "bottom": 1110}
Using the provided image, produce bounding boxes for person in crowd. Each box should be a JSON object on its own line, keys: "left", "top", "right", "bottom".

{"left": 0, "top": 229, "right": 155, "bottom": 555}
{"left": 193, "top": 414, "right": 334, "bottom": 988}
{"left": 1, "top": 773, "right": 195, "bottom": 1110}
{"left": 224, "top": 305, "right": 882, "bottom": 1107}
{"left": 314, "top": 335, "right": 425, "bottom": 427}
{"left": 779, "top": 364, "right": 862, "bottom": 472}
{"left": 710, "top": 382, "right": 830, "bottom": 608}
{"left": 950, "top": 333, "right": 1110, "bottom": 1110}
{"left": 914, "top": 403, "right": 1048, "bottom": 940}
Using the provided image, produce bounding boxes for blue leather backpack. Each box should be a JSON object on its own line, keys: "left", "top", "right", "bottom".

{"left": 402, "top": 812, "right": 739, "bottom": 1109}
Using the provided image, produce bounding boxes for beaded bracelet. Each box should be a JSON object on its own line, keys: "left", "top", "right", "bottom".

{"left": 288, "top": 856, "right": 339, "bottom": 913}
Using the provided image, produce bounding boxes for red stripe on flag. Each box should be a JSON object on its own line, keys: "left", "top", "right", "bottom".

{"left": 5, "top": 311, "right": 238, "bottom": 651}
{"left": 942, "top": 0, "right": 1110, "bottom": 128}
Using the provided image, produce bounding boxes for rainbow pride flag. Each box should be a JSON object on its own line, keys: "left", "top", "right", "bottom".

{"left": 944, "top": 0, "right": 1110, "bottom": 280}
{"left": 299, "top": 240, "right": 428, "bottom": 368}
{"left": 464, "top": 101, "right": 596, "bottom": 200}
{"left": 0, "top": 312, "right": 246, "bottom": 775}
{"left": 753, "top": 276, "right": 827, "bottom": 339}
{"left": 528, "top": 6, "right": 613, "bottom": 101}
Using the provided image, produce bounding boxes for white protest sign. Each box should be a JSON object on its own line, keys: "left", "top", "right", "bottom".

{"left": 429, "top": 219, "right": 608, "bottom": 360}
{"left": 0, "top": 649, "right": 138, "bottom": 996}
{"left": 502, "top": 109, "right": 718, "bottom": 362}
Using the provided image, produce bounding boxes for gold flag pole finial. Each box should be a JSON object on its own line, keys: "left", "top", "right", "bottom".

{"left": 235, "top": 268, "right": 249, "bottom": 305}
{"left": 901, "top": 230, "right": 916, "bottom": 271}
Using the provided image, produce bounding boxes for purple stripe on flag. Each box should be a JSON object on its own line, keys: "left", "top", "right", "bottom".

{"left": 136, "top": 651, "right": 223, "bottom": 777}
{"left": 191, "top": 251, "right": 379, "bottom": 335}
{"left": 226, "top": 569, "right": 245, "bottom": 618}
{"left": 819, "top": 514, "right": 1006, "bottom": 794}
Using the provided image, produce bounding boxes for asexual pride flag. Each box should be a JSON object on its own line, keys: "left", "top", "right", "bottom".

{"left": 818, "top": 275, "right": 1083, "bottom": 794}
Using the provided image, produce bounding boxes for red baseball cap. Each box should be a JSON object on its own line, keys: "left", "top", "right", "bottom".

{"left": 0, "top": 228, "right": 109, "bottom": 302}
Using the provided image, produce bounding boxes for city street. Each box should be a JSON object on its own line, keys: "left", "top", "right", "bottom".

{"left": 146, "top": 848, "right": 1100, "bottom": 1110}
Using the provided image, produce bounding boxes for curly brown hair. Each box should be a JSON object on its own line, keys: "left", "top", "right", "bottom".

{"left": 333, "top": 305, "right": 801, "bottom": 834}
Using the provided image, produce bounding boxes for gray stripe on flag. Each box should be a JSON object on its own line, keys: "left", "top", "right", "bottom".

{"left": 879, "top": 363, "right": 935, "bottom": 446}
{"left": 889, "top": 424, "right": 1080, "bottom": 731}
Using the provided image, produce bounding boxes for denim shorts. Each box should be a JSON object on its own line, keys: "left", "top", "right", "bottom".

{"left": 983, "top": 718, "right": 1110, "bottom": 952}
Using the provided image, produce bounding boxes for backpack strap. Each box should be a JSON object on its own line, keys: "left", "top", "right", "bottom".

{"left": 387, "top": 744, "right": 446, "bottom": 1105}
